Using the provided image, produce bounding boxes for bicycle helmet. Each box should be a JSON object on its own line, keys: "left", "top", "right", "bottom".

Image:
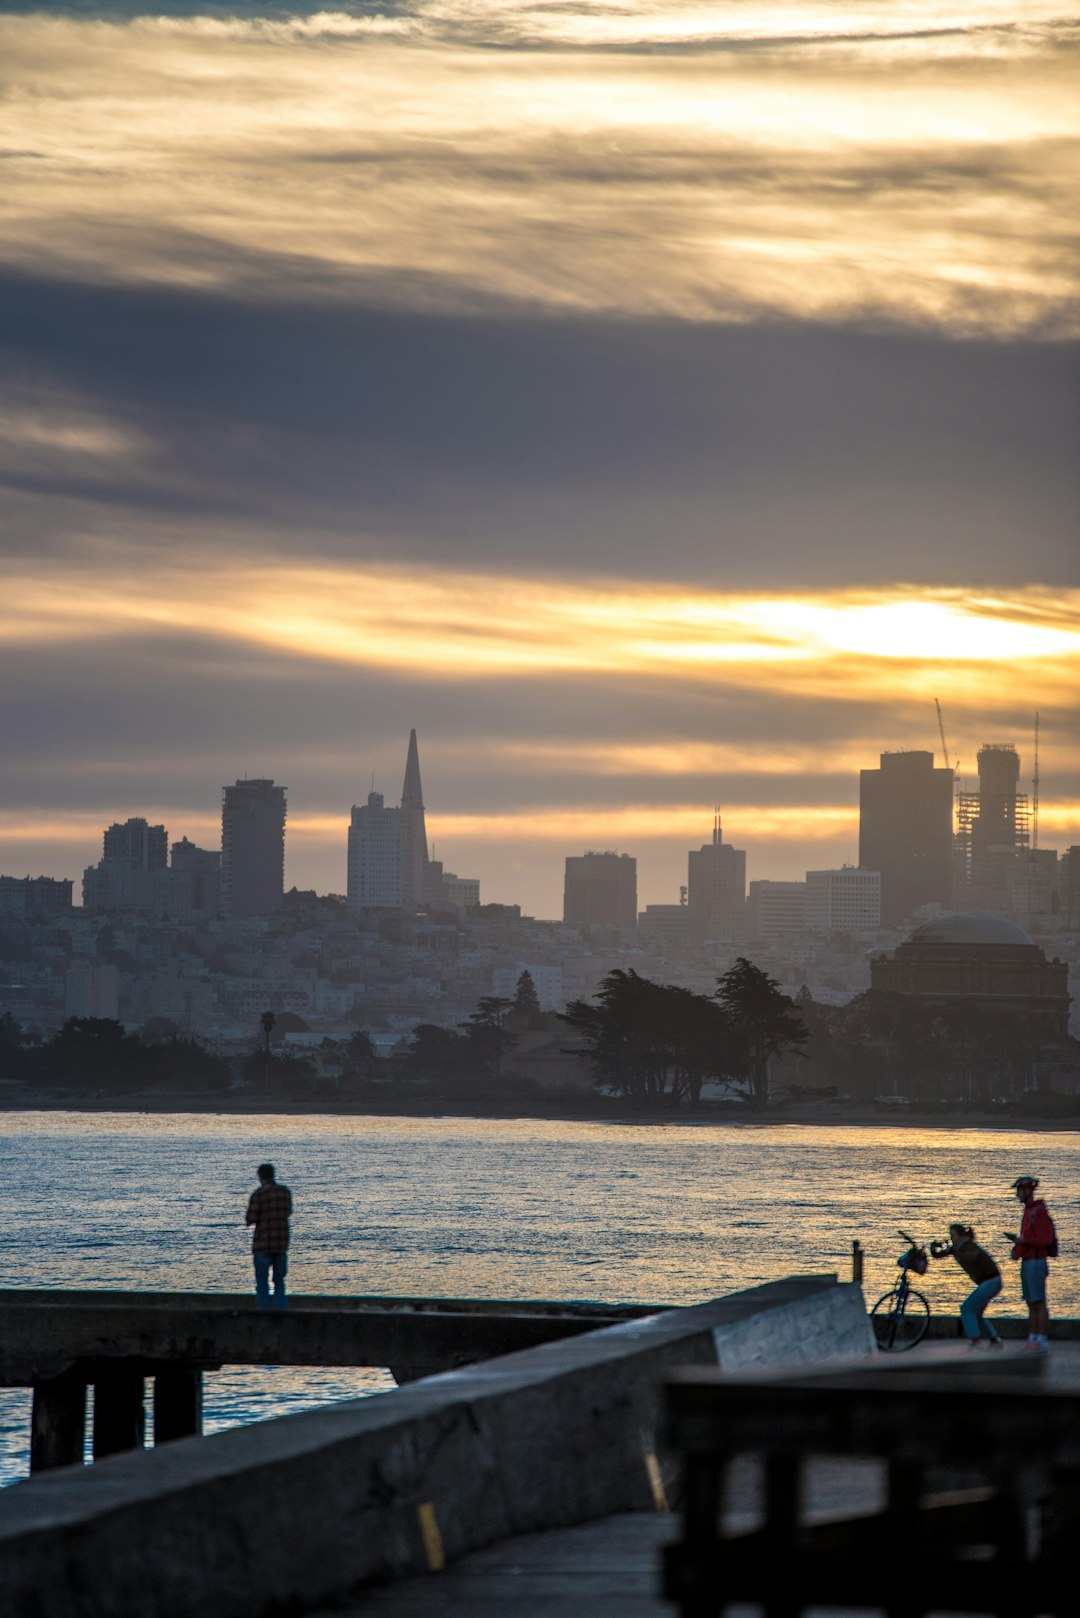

{"left": 1011, "top": 1175, "right": 1039, "bottom": 1188}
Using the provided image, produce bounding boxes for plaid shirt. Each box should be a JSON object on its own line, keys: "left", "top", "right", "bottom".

{"left": 246, "top": 1182, "right": 292, "bottom": 1253}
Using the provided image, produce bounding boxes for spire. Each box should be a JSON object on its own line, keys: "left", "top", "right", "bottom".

{"left": 402, "top": 727, "right": 424, "bottom": 809}
{"left": 399, "top": 729, "right": 428, "bottom": 906}
{"left": 713, "top": 803, "right": 722, "bottom": 847}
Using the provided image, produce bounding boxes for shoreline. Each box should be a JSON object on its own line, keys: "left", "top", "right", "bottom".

{"left": 1, "top": 1092, "right": 1078, "bottom": 1132}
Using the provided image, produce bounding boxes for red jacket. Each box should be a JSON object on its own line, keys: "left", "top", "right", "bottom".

{"left": 1013, "top": 1199, "right": 1055, "bottom": 1260}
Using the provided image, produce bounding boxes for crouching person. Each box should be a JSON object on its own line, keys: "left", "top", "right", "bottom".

{"left": 930, "top": 1223, "right": 1002, "bottom": 1347}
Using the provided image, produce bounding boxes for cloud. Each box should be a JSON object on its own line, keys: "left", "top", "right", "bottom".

{"left": 2, "top": 271, "right": 1078, "bottom": 585}
{"left": 0, "top": 8, "right": 1077, "bottom": 334}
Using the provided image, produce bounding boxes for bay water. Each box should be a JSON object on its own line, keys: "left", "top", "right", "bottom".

{"left": 0, "top": 1111, "right": 1074, "bottom": 1486}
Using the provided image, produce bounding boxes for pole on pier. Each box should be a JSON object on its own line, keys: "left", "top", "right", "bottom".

{"left": 30, "top": 1369, "right": 87, "bottom": 1473}
{"left": 852, "top": 1240, "right": 864, "bottom": 1285}
{"left": 92, "top": 1367, "right": 146, "bottom": 1459}
{"left": 153, "top": 1366, "right": 203, "bottom": 1444}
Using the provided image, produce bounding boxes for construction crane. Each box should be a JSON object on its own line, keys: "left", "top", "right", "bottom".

{"left": 934, "top": 699, "right": 958, "bottom": 775}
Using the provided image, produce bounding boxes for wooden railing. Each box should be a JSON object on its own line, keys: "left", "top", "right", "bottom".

{"left": 663, "top": 1359, "right": 1076, "bottom": 1617}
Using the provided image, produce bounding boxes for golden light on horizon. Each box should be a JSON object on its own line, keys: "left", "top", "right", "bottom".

{"left": 3, "top": 562, "right": 1079, "bottom": 684}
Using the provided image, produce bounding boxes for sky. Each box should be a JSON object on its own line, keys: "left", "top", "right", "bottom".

{"left": 0, "top": 1, "right": 1077, "bottom": 919}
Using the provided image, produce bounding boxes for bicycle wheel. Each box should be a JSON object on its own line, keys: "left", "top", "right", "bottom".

{"left": 871, "top": 1287, "right": 930, "bottom": 1351}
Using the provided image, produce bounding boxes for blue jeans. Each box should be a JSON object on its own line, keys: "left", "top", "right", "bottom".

{"left": 253, "top": 1250, "right": 288, "bottom": 1310}
{"left": 959, "top": 1276, "right": 1001, "bottom": 1340}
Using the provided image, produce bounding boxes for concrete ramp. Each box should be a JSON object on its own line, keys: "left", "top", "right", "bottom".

{"left": 0, "top": 1276, "right": 872, "bottom": 1618}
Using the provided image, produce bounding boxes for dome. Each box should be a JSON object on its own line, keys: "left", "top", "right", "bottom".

{"left": 907, "top": 912, "right": 1035, "bottom": 948}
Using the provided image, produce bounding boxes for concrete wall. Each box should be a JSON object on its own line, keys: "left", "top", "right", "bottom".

{"left": 0, "top": 1277, "right": 873, "bottom": 1618}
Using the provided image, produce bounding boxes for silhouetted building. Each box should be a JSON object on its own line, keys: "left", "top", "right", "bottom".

{"left": 102, "top": 817, "right": 167, "bottom": 872}
{"left": 83, "top": 816, "right": 183, "bottom": 915}
{"left": 870, "top": 912, "right": 1069, "bottom": 1038}
{"left": 170, "top": 837, "right": 221, "bottom": 915}
{"left": 956, "top": 744, "right": 1030, "bottom": 910}
{"left": 347, "top": 731, "right": 452, "bottom": 912}
{"left": 686, "top": 812, "right": 745, "bottom": 941}
{"left": 221, "top": 779, "right": 286, "bottom": 918}
{"left": 564, "top": 852, "right": 637, "bottom": 928}
{"left": 638, "top": 904, "right": 690, "bottom": 942}
{"left": 0, "top": 875, "right": 73, "bottom": 920}
{"left": 745, "top": 880, "right": 806, "bottom": 940}
{"left": 1062, "top": 847, "right": 1080, "bottom": 922}
{"left": 348, "top": 791, "right": 404, "bottom": 910}
{"left": 806, "top": 867, "right": 881, "bottom": 933}
{"left": 859, "top": 750, "right": 953, "bottom": 927}
{"left": 400, "top": 729, "right": 428, "bottom": 909}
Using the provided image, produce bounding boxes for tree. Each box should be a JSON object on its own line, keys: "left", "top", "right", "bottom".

{"left": 561, "top": 969, "right": 740, "bottom": 1109}
{"left": 461, "top": 997, "right": 516, "bottom": 1084}
{"left": 43, "top": 1017, "right": 145, "bottom": 1091}
{"left": 344, "top": 1028, "right": 378, "bottom": 1082}
{"left": 259, "top": 1009, "right": 276, "bottom": 1087}
{"left": 714, "top": 958, "right": 807, "bottom": 1110}
{"left": 0, "top": 1012, "right": 28, "bottom": 1082}
{"left": 512, "top": 970, "right": 542, "bottom": 1028}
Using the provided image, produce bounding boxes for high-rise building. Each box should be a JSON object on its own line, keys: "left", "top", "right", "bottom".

{"left": 347, "top": 731, "right": 439, "bottom": 912}
{"left": 102, "top": 817, "right": 168, "bottom": 871}
{"left": 563, "top": 852, "right": 637, "bottom": 928}
{"left": 0, "top": 875, "right": 73, "bottom": 920}
{"left": 956, "top": 744, "right": 1031, "bottom": 911}
{"left": 859, "top": 750, "right": 953, "bottom": 927}
{"left": 745, "top": 880, "right": 806, "bottom": 940}
{"left": 805, "top": 867, "right": 881, "bottom": 933}
{"left": 347, "top": 790, "right": 404, "bottom": 910}
{"left": 221, "top": 779, "right": 286, "bottom": 918}
{"left": 400, "top": 728, "right": 429, "bottom": 909}
{"left": 686, "top": 812, "right": 746, "bottom": 942}
{"left": 83, "top": 816, "right": 176, "bottom": 914}
{"left": 170, "top": 837, "right": 221, "bottom": 915}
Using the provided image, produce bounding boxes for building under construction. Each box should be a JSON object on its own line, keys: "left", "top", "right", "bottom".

{"left": 955, "top": 744, "right": 1031, "bottom": 911}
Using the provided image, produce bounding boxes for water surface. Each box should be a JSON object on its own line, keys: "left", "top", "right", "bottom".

{"left": 0, "top": 1112, "right": 1074, "bottom": 1485}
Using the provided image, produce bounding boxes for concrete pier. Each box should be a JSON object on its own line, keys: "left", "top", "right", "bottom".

{"left": 0, "top": 1276, "right": 872, "bottom": 1618}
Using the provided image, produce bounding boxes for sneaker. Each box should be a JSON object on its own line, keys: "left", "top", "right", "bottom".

{"left": 986, "top": 1337, "right": 1004, "bottom": 1350}
{"left": 1021, "top": 1337, "right": 1049, "bottom": 1356}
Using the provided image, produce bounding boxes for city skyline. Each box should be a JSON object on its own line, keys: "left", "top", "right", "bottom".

{"left": 2, "top": 725, "right": 1075, "bottom": 923}
{"left": 1, "top": 2, "right": 1078, "bottom": 920}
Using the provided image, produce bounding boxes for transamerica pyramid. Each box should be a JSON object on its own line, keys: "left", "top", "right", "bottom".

{"left": 400, "top": 728, "right": 429, "bottom": 906}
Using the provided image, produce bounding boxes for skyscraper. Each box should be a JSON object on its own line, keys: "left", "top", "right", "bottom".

{"left": 221, "top": 779, "right": 286, "bottom": 918}
{"left": 563, "top": 852, "right": 637, "bottom": 928}
{"left": 102, "top": 817, "right": 168, "bottom": 871}
{"left": 400, "top": 728, "right": 429, "bottom": 908}
{"left": 955, "top": 744, "right": 1031, "bottom": 911}
{"left": 686, "top": 811, "right": 746, "bottom": 942}
{"left": 346, "top": 730, "right": 430, "bottom": 912}
{"left": 859, "top": 750, "right": 953, "bottom": 926}
{"left": 347, "top": 791, "right": 404, "bottom": 910}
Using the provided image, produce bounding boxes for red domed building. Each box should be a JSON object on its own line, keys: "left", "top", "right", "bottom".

{"left": 870, "top": 913, "right": 1069, "bottom": 1038}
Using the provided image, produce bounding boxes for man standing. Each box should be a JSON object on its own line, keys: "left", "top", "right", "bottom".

{"left": 1006, "top": 1174, "right": 1056, "bottom": 1355}
{"left": 246, "top": 1162, "right": 292, "bottom": 1310}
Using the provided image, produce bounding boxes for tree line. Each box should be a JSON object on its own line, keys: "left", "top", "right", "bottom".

{"left": 560, "top": 957, "right": 807, "bottom": 1109}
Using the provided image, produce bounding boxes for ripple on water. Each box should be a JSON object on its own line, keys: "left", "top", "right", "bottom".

{"left": 0, "top": 1111, "right": 1074, "bottom": 1484}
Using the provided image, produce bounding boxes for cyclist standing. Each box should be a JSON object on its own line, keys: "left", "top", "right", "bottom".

{"left": 930, "top": 1224, "right": 1002, "bottom": 1347}
{"left": 1005, "top": 1174, "right": 1056, "bottom": 1356}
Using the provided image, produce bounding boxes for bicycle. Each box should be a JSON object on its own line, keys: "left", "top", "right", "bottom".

{"left": 870, "top": 1229, "right": 931, "bottom": 1350}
